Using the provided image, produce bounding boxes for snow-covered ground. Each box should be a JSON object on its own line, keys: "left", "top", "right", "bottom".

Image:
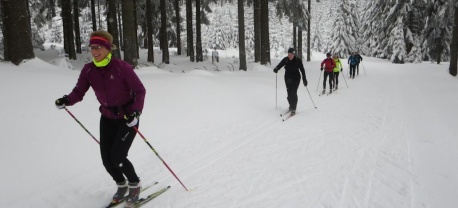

{"left": 1, "top": 49, "right": 458, "bottom": 208}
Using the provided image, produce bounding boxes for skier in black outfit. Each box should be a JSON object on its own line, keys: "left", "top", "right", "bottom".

{"left": 273, "top": 48, "right": 308, "bottom": 115}
{"left": 354, "top": 52, "right": 363, "bottom": 75}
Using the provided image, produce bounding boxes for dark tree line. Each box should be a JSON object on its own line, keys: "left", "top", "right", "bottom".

{"left": 0, "top": 0, "right": 285, "bottom": 69}
{"left": 1, "top": 0, "right": 455, "bottom": 76}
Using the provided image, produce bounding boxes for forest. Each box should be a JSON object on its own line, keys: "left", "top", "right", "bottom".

{"left": 0, "top": 0, "right": 457, "bottom": 76}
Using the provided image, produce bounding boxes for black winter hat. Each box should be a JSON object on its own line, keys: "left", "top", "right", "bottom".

{"left": 326, "top": 52, "right": 331, "bottom": 57}
{"left": 288, "top": 48, "right": 295, "bottom": 54}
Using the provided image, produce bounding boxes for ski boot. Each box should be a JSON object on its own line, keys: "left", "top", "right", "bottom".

{"left": 125, "top": 181, "right": 141, "bottom": 208}
{"left": 112, "top": 181, "right": 128, "bottom": 203}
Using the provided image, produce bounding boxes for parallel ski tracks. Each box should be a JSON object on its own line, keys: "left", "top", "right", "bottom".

{"left": 180, "top": 113, "right": 287, "bottom": 177}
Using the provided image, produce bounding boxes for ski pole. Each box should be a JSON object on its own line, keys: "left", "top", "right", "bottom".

{"left": 362, "top": 62, "right": 367, "bottom": 76}
{"left": 275, "top": 73, "right": 278, "bottom": 109}
{"left": 63, "top": 107, "right": 100, "bottom": 144}
{"left": 130, "top": 125, "right": 189, "bottom": 191}
{"left": 316, "top": 70, "right": 322, "bottom": 91}
{"left": 305, "top": 86, "right": 317, "bottom": 109}
{"left": 341, "top": 69, "right": 349, "bottom": 88}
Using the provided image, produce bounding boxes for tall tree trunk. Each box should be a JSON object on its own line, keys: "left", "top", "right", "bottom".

{"left": 450, "top": 4, "right": 458, "bottom": 76}
{"left": 436, "top": 38, "right": 442, "bottom": 64}
{"left": 1, "top": 0, "right": 8, "bottom": 61}
{"left": 1, "top": 0, "right": 34, "bottom": 65}
{"left": 293, "top": 24, "right": 297, "bottom": 49}
{"left": 117, "top": 1, "right": 123, "bottom": 51}
{"left": 160, "top": 0, "right": 169, "bottom": 64}
{"left": 260, "top": 0, "right": 270, "bottom": 65}
{"left": 186, "top": 0, "right": 194, "bottom": 61}
{"left": 90, "top": 0, "right": 97, "bottom": 31}
{"left": 142, "top": 21, "right": 147, "bottom": 49}
{"left": 107, "top": 0, "right": 120, "bottom": 58}
{"left": 73, "top": 0, "right": 82, "bottom": 54}
{"left": 175, "top": 0, "right": 181, "bottom": 55}
{"left": 298, "top": 28, "right": 303, "bottom": 59}
{"left": 61, "top": 0, "right": 76, "bottom": 60}
{"left": 49, "top": 0, "right": 56, "bottom": 17}
{"left": 97, "top": 0, "right": 102, "bottom": 28}
{"left": 196, "top": 0, "right": 203, "bottom": 62}
{"left": 307, "top": 0, "right": 311, "bottom": 61}
{"left": 253, "top": 0, "right": 261, "bottom": 62}
{"left": 146, "top": 0, "right": 154, "bottom": 63}
{"left": 238, "top": 0, "right": 246, "bottom": 71}
{"left": 133, "top": 0, "right": 139, "bottom": 59}
{"left": 121, "top": 0, "right": 138, "bottom": 67}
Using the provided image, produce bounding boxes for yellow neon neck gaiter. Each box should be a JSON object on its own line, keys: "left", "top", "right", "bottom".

{"left": 93, "top": 53, "right": 112, "bottom": 67}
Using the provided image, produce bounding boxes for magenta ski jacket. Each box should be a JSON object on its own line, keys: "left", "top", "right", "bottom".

{"left": 66, "top": 58, "right": 146, "bottom": 120}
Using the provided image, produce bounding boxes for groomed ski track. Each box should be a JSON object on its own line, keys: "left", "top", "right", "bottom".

{"left": 3, "top": 57, "right": 458, "bottom": 208}
{"left": 138, "top": 59, "right": 457, "bottom": 208}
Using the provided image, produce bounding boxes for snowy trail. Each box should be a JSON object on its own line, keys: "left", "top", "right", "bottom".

{"left": 2, "top": 57, "right": 458, "bottom": 208}
{"left": 148, "top": 61, "right": 457, "bottom": 208}
{"left": 154, "top": 63, "right": 414, "bottom": 208}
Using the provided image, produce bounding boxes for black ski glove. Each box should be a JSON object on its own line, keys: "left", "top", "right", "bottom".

{"left": 55, "top": 95, "right": 69, "bottom": 109}
{"left": 303, "top": 77, "right": 308, "bottom": 86}
{"left": 273, "top": 67, "right": 278, "bottom": 73}
{"left": 320, "top": 67, "right": 323, "bottom": 71}
{"left": 125, "top": 111, "right": 141, "bottom": 127}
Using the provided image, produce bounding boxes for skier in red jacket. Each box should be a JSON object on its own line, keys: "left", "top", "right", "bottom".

{"left": 320, "top": 52, "right": 336, "bottom": 94}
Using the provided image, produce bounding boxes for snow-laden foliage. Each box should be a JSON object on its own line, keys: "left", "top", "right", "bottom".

{"left": 389, "top": 16, "right": 407, "bottom": 63}
{"left": 328, "top": 0, "right": 357, "bottom": 58}
{"left": 275, "top": 0, "right": 309, "bottom": 30}
{"left": 3, "top": 0, "right": 454, "bottom": 64}
{"left": 407, "top": 34, "right": 423, "bottom": 63}
{"left": 424, "top": 0, "right": 453, "bottom": 63}
{"left": 311, "top": 14, "right": 324, "bottom": 52}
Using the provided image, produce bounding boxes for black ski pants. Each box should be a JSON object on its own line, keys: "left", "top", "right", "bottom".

{"left": 100, "top": 115, "right": 140, "bottom": 183}
{"left": 323, "top": 71, "right": 334, "bottom": 90}
{"left": 285, "top": 77, "right": 300, "bottom": 110}
{"left": 333, "top": 72, "right": 340, "bottom": 87}
{"left": 349, "top": 65, "right": 356, "bottom": 78}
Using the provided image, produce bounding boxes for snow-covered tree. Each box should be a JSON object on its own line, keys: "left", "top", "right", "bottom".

{"left": 328, "top": 0, "right": 357, "bottom": 58}
{"left": 389, "top": 16, "right": 407, "bottom": 63}
{"left": 408, "top": 34, "right": 423, "bottom": 63}
{"left": 312, "top": 14, "right": 323, "bottom": 52}
{"left": 424, "top": 0, "right": 453, "bottom": 63}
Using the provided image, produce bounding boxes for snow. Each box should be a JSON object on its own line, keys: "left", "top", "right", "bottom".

{"left": 1, "top": 50, "right": 458, "bottom": 208}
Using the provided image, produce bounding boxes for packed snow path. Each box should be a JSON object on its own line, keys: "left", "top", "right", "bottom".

{"left": 1, "top": 57, "right": 457, "bottom": 208}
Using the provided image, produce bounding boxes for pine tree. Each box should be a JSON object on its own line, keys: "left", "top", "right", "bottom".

{"left": 389, "top": 16, "right": 407, "bottom": 63}
{"left": 121, "top": 0, "right": 138, "bottom": 67}
{"left": 312, "top": 17, "right": 323, "bottom": 52}
{"left": 238, "top": 0, "right": 247, "bottom": 71}
{"left": 408, "top": 34, "right": 423, "bottom": 63}
{"left": 450, "top": 0, "right": 458, "bottom": 76}
{"left": 1, "top": 0, "right": 35, "bottom": 65}
{"left": 186, "top": 0, "right": 194, "bottom": 62}
{"left": 328, "top": 0, "right": 356, "bottom": 59}
{"left": 425, "top": 0, "right": 453, "bottom": 64}
{"left": 160, "top": 0, "right": 169, "bottom": 64}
